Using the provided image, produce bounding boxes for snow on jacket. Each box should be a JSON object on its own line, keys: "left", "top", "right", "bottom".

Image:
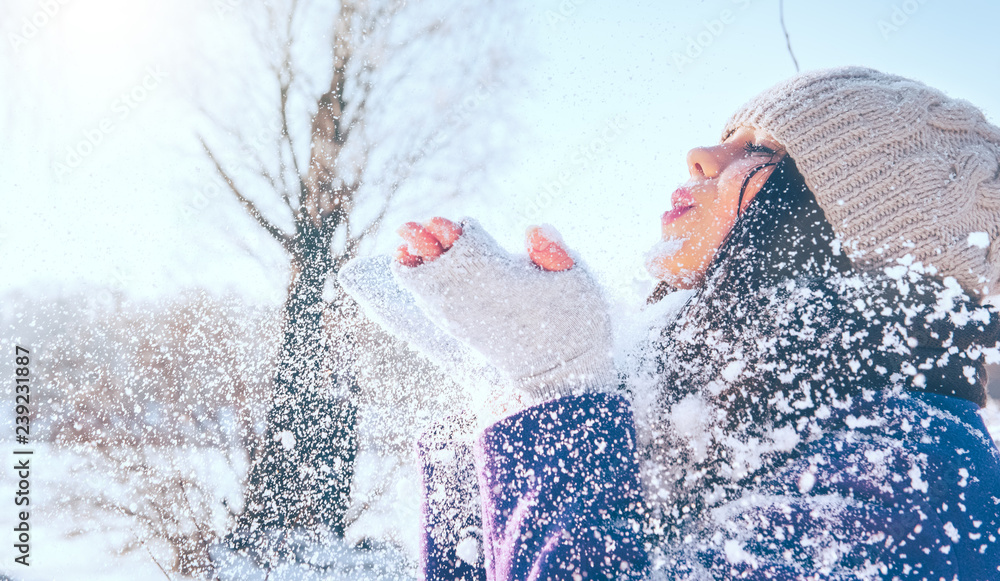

{"left": 417, "top": 272, "right": 1000, "bottom": 580}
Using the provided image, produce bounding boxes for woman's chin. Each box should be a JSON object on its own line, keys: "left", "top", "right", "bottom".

{"left": 645, "top": 251, "right": 705, "bottom": 290}
{"left": 644, "top": 238, "right": 686, "bottom": 280}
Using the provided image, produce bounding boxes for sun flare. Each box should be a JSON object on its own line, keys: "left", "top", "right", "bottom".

{"left": 42, "top": 0, "right": 162, "bottom": 86}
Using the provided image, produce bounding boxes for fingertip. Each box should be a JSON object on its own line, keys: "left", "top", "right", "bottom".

{"left": 424, "top": 216, "right": 463, "bottom": 249}
{"left": 525, "top": 224, "right": 548, "bottom": 245}
{"left": 398, "top": 222, "right": 444, "bottom": 258}
{"left": 526, "top": 225, "right": 575, "bottom": 272}
{"left": 395, "top": 244, "right": 423, "bottom": 267}
{"left": 537, "top": 254, "right": 575, "bottom": 272}
{"left": 397, "top": 221, "right": 422, "bottom": 237}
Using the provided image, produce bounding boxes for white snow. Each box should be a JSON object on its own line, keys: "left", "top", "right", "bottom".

{"left": 798, "top": 470, "right": 817, "bottom": 493}
{"left": 967, "top": 232, "right": 990, "bottom": 249}
{"left": 845, "top": 414, "right": 883, "bottom": 429}
{"left": 669, "top": 394, "right": 710, "bottom": 438}
{"left": 643, "top": 238, "right": 686, "bottom": 280}
{"left": 723, "top": 539, "right": 757, "bottom": 566}
{"left": 943, "top": 521, "right": 961, "bottom": 543}
{"left": 907, "top": 464, "right": 929, "bottom": 494}
{"left": 721, "top": 360, "right": 746, "bottom": 382}
{"left": 277, "top": 430, "right": 297, "bottom": 451}
{"left": 455, "top": 536, "right": 480, "bottom": 565}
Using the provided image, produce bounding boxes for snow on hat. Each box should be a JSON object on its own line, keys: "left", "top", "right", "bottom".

{"left": 723, "top": 66, "right": 1000, "bottom": 297}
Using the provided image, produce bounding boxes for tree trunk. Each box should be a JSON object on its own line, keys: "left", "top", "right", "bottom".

{"left": 229, "top": 219, "right": 358, "bottom": 565}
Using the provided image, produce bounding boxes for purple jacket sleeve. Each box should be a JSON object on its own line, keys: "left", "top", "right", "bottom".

{"left": 474, "top": 392, "right": 650, "bottom": 581}
{"left": 418, "top": 415, "right": 488, "bottom": 581}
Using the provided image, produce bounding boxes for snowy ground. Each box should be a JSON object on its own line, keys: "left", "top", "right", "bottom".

{"left": 0, "top": 446, "right": 420, "bottom": 580}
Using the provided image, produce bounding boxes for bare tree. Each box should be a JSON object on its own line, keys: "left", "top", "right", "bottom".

{"left": 196, "top": 0, "right": 518, "bottom": 564}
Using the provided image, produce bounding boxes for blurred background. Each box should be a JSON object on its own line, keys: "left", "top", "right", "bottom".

{"left": 2, "top": 0, "right": 999, "bottom": 579}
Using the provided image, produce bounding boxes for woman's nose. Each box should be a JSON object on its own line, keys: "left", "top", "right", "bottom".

{"left": 687, "top": 145, "right": 726, "bottom": 179}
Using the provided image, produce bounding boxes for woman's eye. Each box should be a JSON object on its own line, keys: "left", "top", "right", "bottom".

{"left": 743, "top": 141, "right": 776, "bottom": 156}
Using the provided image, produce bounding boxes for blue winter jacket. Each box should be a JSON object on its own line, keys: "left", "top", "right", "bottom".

{"left": 421, "top": 388, "right": 1000, "bottom": 580}
{"left": 417, "top": 277, "right": 1000, "bottom": 580}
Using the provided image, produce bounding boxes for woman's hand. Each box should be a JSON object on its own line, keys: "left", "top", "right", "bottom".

{"left": 525, "top": 225, "right": 575, "bottom": 271}
{"left": 395, "top": 217, "right": 463, "bottom": 266}
{"left": 396, "top": 217, "right": 575, "bottom": 272}
{"left": 390, "top": 217, "right": 615, "bottom": 408}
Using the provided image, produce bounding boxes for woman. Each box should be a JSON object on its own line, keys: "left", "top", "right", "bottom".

{"left": 342, "top": 67, "right": 1000, "bottom": 579}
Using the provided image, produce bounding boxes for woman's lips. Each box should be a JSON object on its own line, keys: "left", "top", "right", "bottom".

{"left": 663, "top": 186, "right": 695, "bottom": 226}
{"left": 671, "top": 186, "right": 694, "bottom": 207}
{"left": 662, "top": 205, "right": 693, "bottom": 226}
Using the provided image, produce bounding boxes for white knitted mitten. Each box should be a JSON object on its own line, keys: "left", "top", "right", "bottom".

{"left": 392, "top": 218, "right": 617, "bottom": 405}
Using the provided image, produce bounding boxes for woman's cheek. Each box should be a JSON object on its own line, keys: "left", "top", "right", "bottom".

{"left": 716, "top": 174, "right": 745, "bottom": 210}
{"left": 702, "top": 207, "right": 738, "bottom": 244}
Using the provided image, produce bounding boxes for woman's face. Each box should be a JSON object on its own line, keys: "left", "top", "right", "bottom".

{"left": 646, "top": 126, "right": 786, "bottom": 288}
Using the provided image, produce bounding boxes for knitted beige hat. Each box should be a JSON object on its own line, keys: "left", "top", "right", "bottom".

{"left": 723, "top": 67, "right": 1000, "bottom": 297}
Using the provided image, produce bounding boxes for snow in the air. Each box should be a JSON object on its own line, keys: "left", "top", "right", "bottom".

{"left": 2, "top": 1, "right": 1000, "bottom": 580}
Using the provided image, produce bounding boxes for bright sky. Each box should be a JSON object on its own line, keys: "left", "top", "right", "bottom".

{"left": 3, "top": 0, "right": 999, "bottom": 305}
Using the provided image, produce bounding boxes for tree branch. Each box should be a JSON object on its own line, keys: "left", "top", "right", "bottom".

{"left": 200, "top": 137, "right": 293, "bottom": 253}
{"left": 248, "top": 148, "right": 280, "bottom": 193}
{"left": 279, "top": 2, "right": 304, "bottom": 193}
{"left": 779, "top": 0, "right": 800, "bottom": 72}
{"left": 144, "top": 543, "right": 174, "bottom": 581}
{"left": 299, "top": 0, "right": 359, "bottom": 228}
{"left": 279, "top": 84, "right": 302, "bottom": 198}
{"left": 334, "top": 179, "right": 395, "bottom": 272}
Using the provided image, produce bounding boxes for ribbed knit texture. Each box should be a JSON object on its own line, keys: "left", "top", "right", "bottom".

{"left": 723, "top": 67, "right": 1000, "bottom": 296}
{"left": 392, "top": 218, "right": 617, "bottom": 406}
